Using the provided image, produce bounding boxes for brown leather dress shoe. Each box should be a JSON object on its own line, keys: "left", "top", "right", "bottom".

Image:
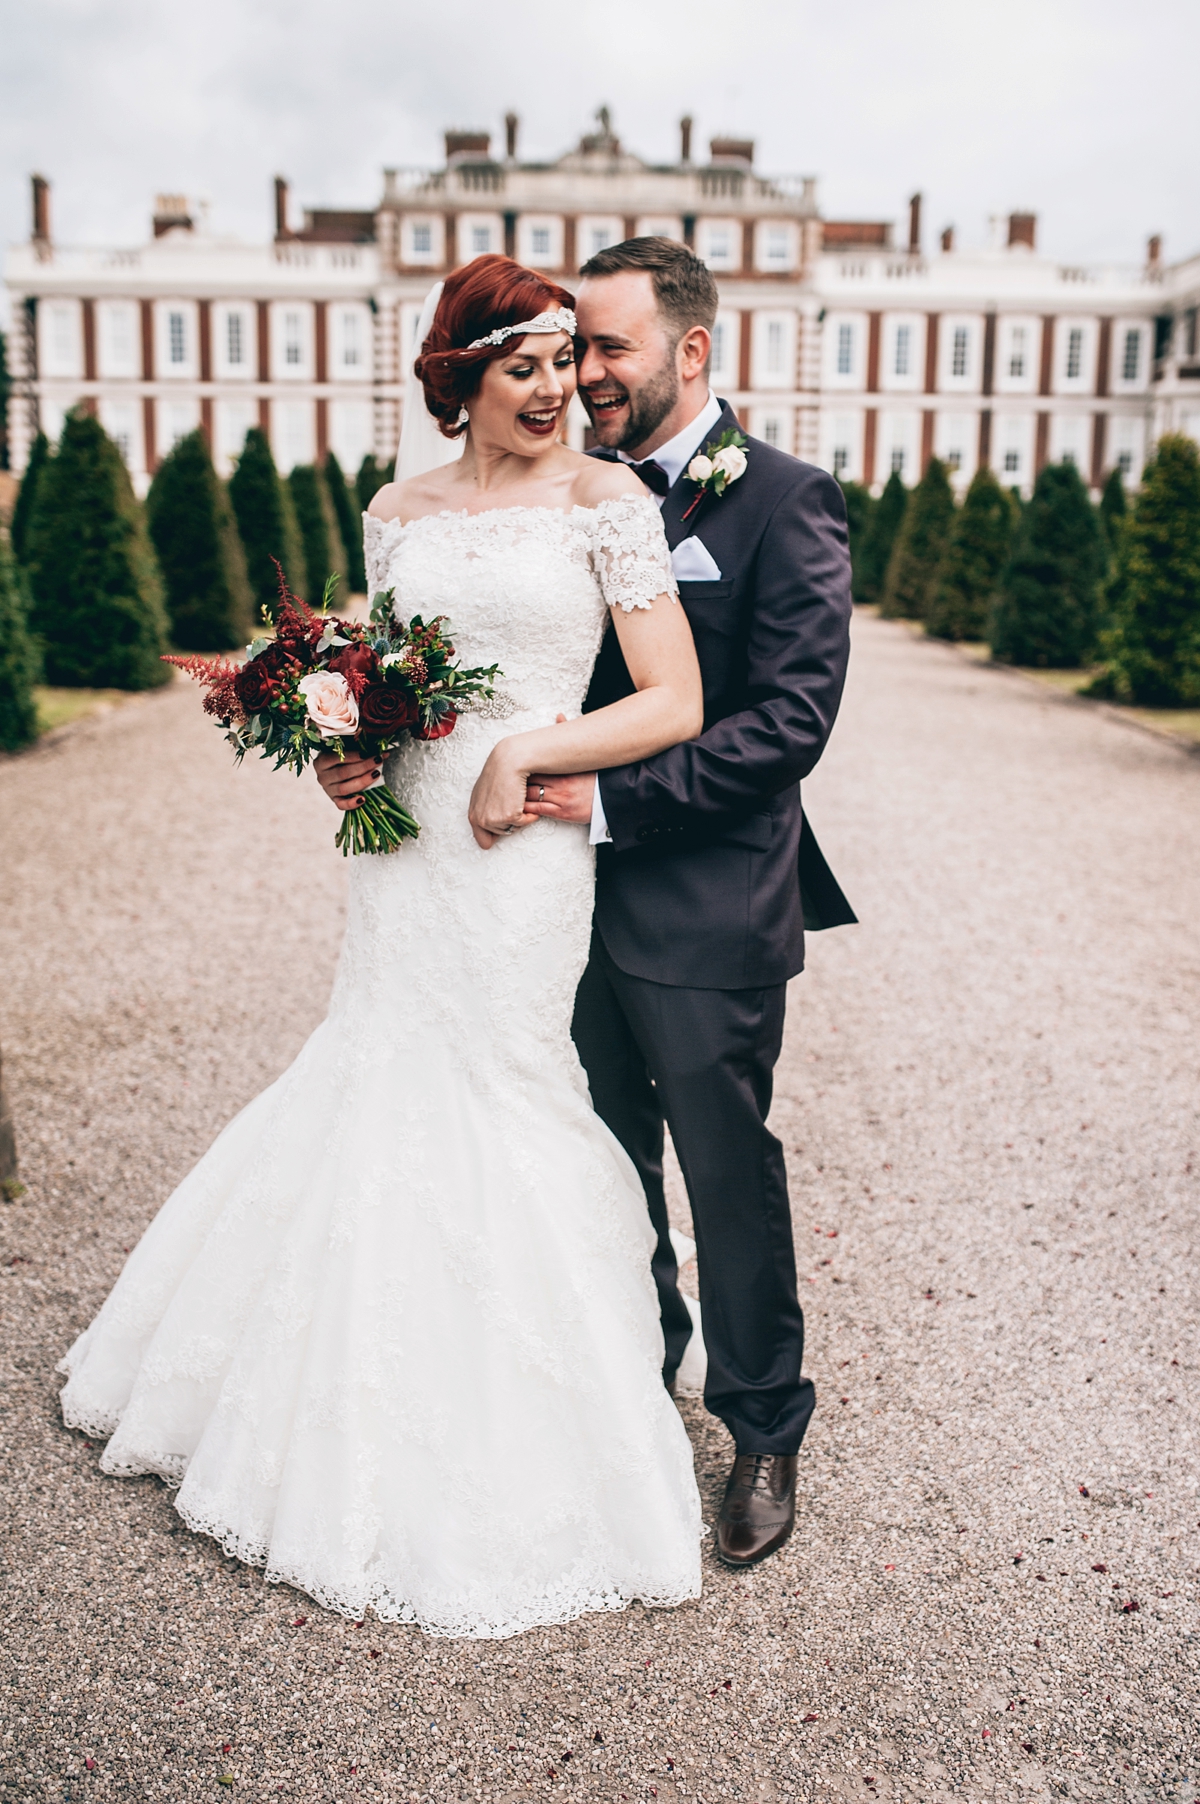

{"left": 716, "top": 1453, "right": 798, "bottom": 1566}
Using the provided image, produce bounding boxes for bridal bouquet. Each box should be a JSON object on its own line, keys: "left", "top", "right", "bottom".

{"left": 165, "top": 567, "right": 500, "bottom": 855}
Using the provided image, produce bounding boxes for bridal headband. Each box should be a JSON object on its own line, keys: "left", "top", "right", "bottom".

{"left": 467, "top": 307, "right": 577, "bottom": 350}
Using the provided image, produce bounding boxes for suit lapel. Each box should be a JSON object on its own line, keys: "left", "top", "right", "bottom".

{"left": 662, "top": 399, "right": 743, "bottom": 550}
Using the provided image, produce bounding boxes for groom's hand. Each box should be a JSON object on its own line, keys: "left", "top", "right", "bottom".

{"left": 315, "top": 748, "right": 380, "bottom": 811}
{"left": 524, "top": 772, "right": 595, "bottom": 824}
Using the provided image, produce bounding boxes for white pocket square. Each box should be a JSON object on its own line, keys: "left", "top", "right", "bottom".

{"left": 671, "top": 536, "right": 723, "bottom": 581}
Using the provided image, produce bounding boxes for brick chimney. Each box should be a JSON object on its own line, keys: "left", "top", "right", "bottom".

{"left": 504, "top": 112, "right": 519, "bottom": 160}
{"left": 940, "top": 225, "right": 954, "bottom": 253}
{"left": 709, "top": 137, "right": 754, "bottom": 166}
{"left": 274, "top": 176, "right": 291, "bottom": 239}
{"left": 153, "top": 193, "right": 194, "bottom": 238}
{"left": 908, "top": 192, "right": 922, "bottom": 255}
{"left": 1147, "top": 233, "right": 1162, "bottom": 270}
{"left": 445, "top": 130, "right": 491, "bottom": 163}
{"left": 680, "top": 115, "right": 693, "bottom": 163}
{"left": 1007, "top": 212, "right": 1036, "bottom": 250}
{"left": 31, "top": 173, "right": 50, "bottom": 246}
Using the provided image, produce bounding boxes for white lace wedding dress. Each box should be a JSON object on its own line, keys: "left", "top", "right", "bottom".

{"left": 59, "top": 495, "right": 703, "bottom": 1639}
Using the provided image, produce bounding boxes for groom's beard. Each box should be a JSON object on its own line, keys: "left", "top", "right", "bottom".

{"left": 581, "top": 361, "right": 680, "bottom": 455}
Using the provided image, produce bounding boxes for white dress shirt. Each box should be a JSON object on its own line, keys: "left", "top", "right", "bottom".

{"left": 589, "top": 392, "right": 724, "bottom": 845}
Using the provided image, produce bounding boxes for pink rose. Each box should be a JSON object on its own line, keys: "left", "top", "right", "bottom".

{"left": 298, "top": 670, "right": 359, "bottom": 739}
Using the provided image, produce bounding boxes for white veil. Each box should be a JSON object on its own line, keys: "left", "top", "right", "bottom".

{"left": 395, "top": 281, "right": 465, "bottom": 484}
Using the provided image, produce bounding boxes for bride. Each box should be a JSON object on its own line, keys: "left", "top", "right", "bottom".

{"left": 58, "top": 254, "right": 706, "bottom": 1639}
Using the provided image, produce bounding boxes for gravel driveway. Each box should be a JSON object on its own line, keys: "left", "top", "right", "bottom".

{"left": 1, "top": 613, "right": 1196, "bottom": 1803}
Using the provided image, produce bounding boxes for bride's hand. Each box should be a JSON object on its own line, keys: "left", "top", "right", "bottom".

{"left": 468, "top": 743, "right": 539, "bottom": 850}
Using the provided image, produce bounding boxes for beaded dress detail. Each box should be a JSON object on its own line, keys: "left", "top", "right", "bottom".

{"left": 58, "top": 496, "right": 703, "bottom": 1639}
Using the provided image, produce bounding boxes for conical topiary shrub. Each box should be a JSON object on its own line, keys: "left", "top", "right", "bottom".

{"left": 837, "top": 478, "right": 873, "bottom": 603}
{"left": 854, "top": 469, "right": 906, "bottom": 608}
{"left": 288, "top": 463, "right": 347, "bottom": 606}
{"left": 0, "top": 534, "right": 41, "bottom": 751}
{"left": 356, "top": 453, "right": 390, "bottom": 517}
{"left": 10, "top": 431, "right": 50, "bottom": 566}
{"left": 146, "top": 429, "right": 254, "bottom": 650}
{"left": 989, "top": 460, "right": 1105, "bottom": 669}
{"left": 880, "top": 457, "right": 955, "bottom": 620}
{"left": 25, "top": 411, "right": 169, "bottom": 689}
{"left": 228, "top": 427, "right": 306, "bottom": 621}
{"left": 1099, "top": 465, "right": 1127, "bottom": 551}
{"left": 925, "top": 467, "right": 1018, "bottom": 641}
{"left": 324, "top": 450, "right": 367, "bottom": 593}
{"left": 1088, "top": 434, "right": 1200, "bottom": 706}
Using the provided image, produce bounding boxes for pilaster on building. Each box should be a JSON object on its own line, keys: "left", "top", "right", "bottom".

{"left": 4, "top": 111, "right": 1197, "bottom": 498}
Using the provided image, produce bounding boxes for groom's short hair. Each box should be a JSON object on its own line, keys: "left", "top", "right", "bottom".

{"left": 578, "top": 238, "right": 719, "bottom": 345}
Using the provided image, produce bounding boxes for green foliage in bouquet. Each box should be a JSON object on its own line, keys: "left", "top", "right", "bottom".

{"left": 837, "top": 479, "right": 873, "bottom": 603}
{"left": 166, "top": 566, "right": 500, "bottom": 856}
{"left": 323, "top": 450, "right": 367, "bottom": 593}
{"left": 880, "top": 457, "right": 955, "bottom": 621}
{"left": 25, "top": 411, "right": 169, "bottom": 689}
{"left": 855, "top": 470, "right": 907, "bottom": 608}
{"left": 146, "top": 429, "right": 254, "bottom": 651}
{"left": 1087, "top": 434, "right": 1200, "bottom": 706}
{"left": 0, "top": 534, "right": 41, "bottom": 752}
{"left": 925, "top": 467, "right": 1018, "bottom": 642}
{"left": 990, "top": 460, "right": 1105, "bottom": 668}
{"left": 289, "top": 465, "right": 347, "bottom": 614}
{"left": 11, "top": 431, "right": 50, "bottom": 566}
{"left": 228, "top": 427, "right": 307, "bottom": 620}
{"left": 355, "top": 454, "right": 391, "bottom": 516}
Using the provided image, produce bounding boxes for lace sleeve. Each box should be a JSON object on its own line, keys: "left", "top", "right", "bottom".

{"left": 590, "top": 495, "right": 678, "bottom": 613}
{"left": 362, "top": 514, "right": 393, "bottom": 597}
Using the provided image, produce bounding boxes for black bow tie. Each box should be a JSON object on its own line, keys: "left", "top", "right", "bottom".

{"left": 628, "top": 458, "right": 671, "bottom": 497}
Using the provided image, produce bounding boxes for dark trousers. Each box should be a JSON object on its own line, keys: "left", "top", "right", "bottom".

{"left": 572, "top": 931, "right": 815, "bottom": 1455}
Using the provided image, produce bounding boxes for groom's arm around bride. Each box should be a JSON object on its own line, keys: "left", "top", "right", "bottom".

{"left": 528, "top": 236, "right": 854, "bottom": 1569}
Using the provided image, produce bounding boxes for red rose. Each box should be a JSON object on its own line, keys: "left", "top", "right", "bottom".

{"left": 258, "top": 637, "right": 302, "bottom": 677}
{"left": 328, "top": 641, "right": 380, "bottom": 697}
{"left": 236, "top": 658, "right": 282, "bottom": 714}
{"left": 413, "top": 707, "right": 457, "bottom": 741}
{"left": 358, "top": 683, "right": 418, "bottom": 734}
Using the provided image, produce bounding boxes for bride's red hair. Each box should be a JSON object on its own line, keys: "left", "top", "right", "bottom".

{"left": 415, "top": 255, "right": 576, "bottom": 439}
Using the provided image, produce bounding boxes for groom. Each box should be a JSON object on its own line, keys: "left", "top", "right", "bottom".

{"left": 526, "top": 237, "right": 854, "bottom": 1567}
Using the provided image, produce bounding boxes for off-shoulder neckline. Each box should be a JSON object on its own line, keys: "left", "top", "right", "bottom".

{"left": 362, "top": 496, "right": 655, "bottom": 534}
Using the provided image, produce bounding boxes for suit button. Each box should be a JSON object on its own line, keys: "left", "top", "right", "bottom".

{"left": 636, "top": 825, "right": 653, "bottom": 843}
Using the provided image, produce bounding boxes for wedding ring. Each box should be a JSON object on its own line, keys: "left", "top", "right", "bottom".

{"left": 538, "top": 785, "right": 545, "bottom": 802}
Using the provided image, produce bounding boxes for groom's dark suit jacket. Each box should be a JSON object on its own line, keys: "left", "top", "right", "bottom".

{"left": 585, "top": 401, "right": 855, "bottom": 991}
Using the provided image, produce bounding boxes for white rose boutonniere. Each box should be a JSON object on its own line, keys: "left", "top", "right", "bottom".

{"left": 682, "top": 428, "right": 748, "bottom": 520}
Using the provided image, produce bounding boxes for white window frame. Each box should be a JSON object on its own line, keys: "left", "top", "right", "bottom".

{"left": 576, "top": 216, "right": 624, "bottom": 263}
{"left": 213, "top": 397, "right": 260, "bottom": 478}
{"left": 41, "top": 299, "right": 84, "bottom": 379}
{"left": 157, "top": 395, "right": 201, "bottom": 454}
{"left": 752, "top": 311, "right": 795, "bottom": 391}
{"left": 328, "top": 397, "right": 374, "bottom": 475}
{"left": 825, "top": 313, "right": 865, "bottom": 388}
{"left": 154, "top": 299, "right": 199, "bottom": 381}
{"left": 456, "top": 213, "right": 503, "bottom": 263}
{"left": 270, "top": 301, "right": 314, "bottom": 383}
{"left": 754, "top": 221, "right": 798, "bottom": 273}
{"left": 1053, "top": 317, "right": 1097, "bottom": 394}
{"left": 96, "top": 300, "right": 139, "bottom": 380}
{"left": 213, "top": 302, "right": 256, "bottom": 382}
{"left": 1050, "top": 412, "right": 1091, "bottom": 473}
{"left": 995, "top": 413, "right": 1036, "bottom": 493}
{"left": 634, "top": 216, "right": 685, "bottom": 244}
{"left": 879, "top": 410, "right": 921, "bottom": 484}
{"left": 401, "top": 214, "right": 444, "bottom": 266}
{"left": 517, "top": 215, "right": 564, "bottom": 269}
{"left": 98, "top": 395, "right": 143, "bottom": 472}
{"left": 937, "top": 315, "right": 982, "bottom": 394}
{"left": 935, "top": 411, "right": 977, "bottom": 484}
{"left": 881, "top": 314, "right": 924, "bottom": 393}
{"left": 995, "top": 316, "right": 1040, "bottom": 395}
{"left": 819, "top": 409, "right": 864, "bottom": 483}
{"left": 709, "top": 309, "right": 740, "bottom": 387}
{"left": 697, "top": 217, "right": 741, "bottom": 271}
{"left": 1110, "top": 319, "right": 1148, "bottom": 394}
{"left": 272, "top": 398, "right": 315, "bottom": 472}
{"left": 330, "top": 304, "right": 372, "bottom": 383}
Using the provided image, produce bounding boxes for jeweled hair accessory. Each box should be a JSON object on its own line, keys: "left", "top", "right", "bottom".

{"left": 466, "top": 307, "right": 577, "bottom": 350}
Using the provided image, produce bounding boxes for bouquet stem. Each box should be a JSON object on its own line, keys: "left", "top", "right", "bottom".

{"left": 334, "top": 784, "right": 421, "bottom": 856}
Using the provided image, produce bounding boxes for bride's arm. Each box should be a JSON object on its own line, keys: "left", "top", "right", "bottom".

{"left": 469, "top": 596, "right": 702, "bottom": 849}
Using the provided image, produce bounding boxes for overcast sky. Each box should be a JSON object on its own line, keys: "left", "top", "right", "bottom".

{"left": 3, "top": 0, "right": 1198, "bottom": 327}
